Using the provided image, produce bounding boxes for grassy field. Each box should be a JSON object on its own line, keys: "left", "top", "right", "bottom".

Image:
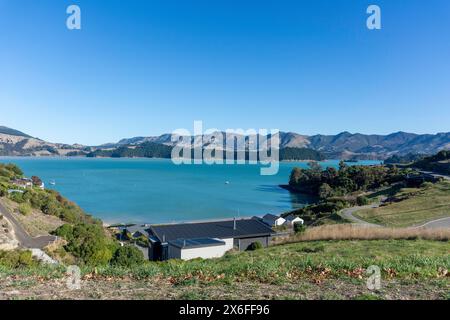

{"left": 355, "top": 182, "right": 450, "bottom": 227}
{"left": 1, "top": 239, "right": 449, "bottom": 300}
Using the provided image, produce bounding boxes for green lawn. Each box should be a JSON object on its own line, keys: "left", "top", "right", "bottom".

{"left": 355, "top": 182, "right": 450, "bottom": 227}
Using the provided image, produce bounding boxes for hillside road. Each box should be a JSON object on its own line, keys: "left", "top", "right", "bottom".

{"left": 0, "top": 200, "right": 56, "bottom": 249}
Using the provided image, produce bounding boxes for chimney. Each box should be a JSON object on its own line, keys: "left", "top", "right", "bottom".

{"left": 162, "top": 234, "right": 166, "bottom": 242}
{"left": 233, "top": 217, "right": 237, "bottom": 230}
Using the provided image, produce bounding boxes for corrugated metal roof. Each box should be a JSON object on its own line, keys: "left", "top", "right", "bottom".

{"left": 149, "top": 218, "right": 274, "bottom": 242}
{"left": 263, "top": 214, "right": 281, "bottom": 221}
{"left": 168, "top": 238, "right": 226, "bottom": 249}
{"left": 124, "top": 225, "right": 150, "bottom": 237}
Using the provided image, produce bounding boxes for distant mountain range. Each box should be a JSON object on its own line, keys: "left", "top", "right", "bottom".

{"left": 0, "top": 126, "right": 91, "bottom": 157}
{"left": 1, "top": 125, "right": 449, "bottom": 160}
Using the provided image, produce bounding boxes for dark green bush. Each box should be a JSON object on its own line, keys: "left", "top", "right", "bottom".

{"left": 135, "top": 235, "right": 150, "bottom": 247}
{"left": 356, "top": 196, "right": 369, "bottom": 206}
{"left": 294, "top": 222, "right": 306, "bottom": 234}
{"left": 247, "top": 241, "right": 263, "bottom": 251}
{"left": 289, "top": 162, "right": 409, "bottom": 197}
{"left": 111, "top": 245, "right": 145, "bottom": 267}
{"left": 54, "top": 223, "right": 117, "bottom": 266}
{"left": 8, "top": 191, "right": 25, "bottom": 203}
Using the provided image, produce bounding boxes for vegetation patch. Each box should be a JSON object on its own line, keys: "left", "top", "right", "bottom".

{"left": 355, "top": 182, "right": 450, "bottom": 227}
{"left": 411, "top": 150, "right": 450, "bottom": 175}
{"left": 0, "top": 239, "right": 448, "bottom": 300}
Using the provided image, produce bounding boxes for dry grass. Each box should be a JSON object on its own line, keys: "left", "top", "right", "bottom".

{"left": 1, "top": 198, "right": 63, "bottom": 237}
{"left": 273, "top": 224, "right": 450, "bottom": 245}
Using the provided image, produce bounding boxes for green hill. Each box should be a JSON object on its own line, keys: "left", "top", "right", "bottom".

{"left": 412, "top": 150, "right": 450, "bottom": 175}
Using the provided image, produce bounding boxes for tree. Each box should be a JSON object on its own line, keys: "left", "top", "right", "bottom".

{"left": 307, "top": 161, "right": 322, "bottom": 173}
{"left": 318, "top": 183, "right": 334, "bottom": 199}
{"left": 5, "top": 164, "right": 23, "bottom": 176}
{"left": 289, "top": 167, "right": 302, "bottom": 185}
{"left": 356, "top": 196, "right": 369, "bottom": 206}
{"left": 339, "top": 160, "right": 348, "bottom": 172}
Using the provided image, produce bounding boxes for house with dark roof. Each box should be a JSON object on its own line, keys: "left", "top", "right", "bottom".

{"left": 128, "top": 218, "right": 274, "bottom": 261}
{"left": 124, "top": 225, "right": 150, "bottom": 239}
{"left": 284, "top": 214, "right": 304, "bottom": 226}
{"left": 262, "top": 214, "right": 286, "bottom": 227}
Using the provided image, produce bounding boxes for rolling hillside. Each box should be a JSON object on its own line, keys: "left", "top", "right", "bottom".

{"left": 0, "top": 127, "right": 91, "bottom": 157}
{"left": 1, "top": 125, "right": 449, "bottom": 159}
{"left": 106, "top": 131, "right": 450, "bottom": 160}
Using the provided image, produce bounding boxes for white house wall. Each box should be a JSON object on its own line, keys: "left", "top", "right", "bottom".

{"left": 179, "top": 238, "right": 234, "bottom": 261}
{"left": 263, "top": 217, "right": 285, "bottom": 227}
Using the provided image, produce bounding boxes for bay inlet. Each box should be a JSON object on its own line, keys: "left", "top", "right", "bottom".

{"left": 0, "top": 158, "right": 381, "bottom": 224}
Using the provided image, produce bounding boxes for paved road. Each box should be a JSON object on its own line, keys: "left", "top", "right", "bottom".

{"left": 418, "top": 170, "right": 450, "bottom": 181}
{"left": 340, "top": 204, "right": 382, "bottom": 228}
{"left": 341, "top": 204, "right": 450, "bottom": 229}
{"left": 0, "top": 200, "right": 56, "bottom": 249}
{"left": 415, "top": 217, "right": 450, "bottom": 229}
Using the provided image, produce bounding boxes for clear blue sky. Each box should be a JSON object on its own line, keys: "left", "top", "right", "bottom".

{"left": 1, "top": 0, "right": 449, "bottom": 145}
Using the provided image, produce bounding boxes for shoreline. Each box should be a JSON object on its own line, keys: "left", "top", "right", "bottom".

{"left": 0, "top": 156, "right": 384, "bottom": 164}
{"left": 102, "top": 214, "right": 264, "bottom": 229}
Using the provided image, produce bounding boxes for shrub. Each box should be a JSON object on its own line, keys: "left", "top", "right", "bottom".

{"left": 9, "top": 191, "right": 25, "bottom": 203}
{"left": 356, "top": 196, "right": 369, "bottom": 206}
{"left": 247, "top": 241, "right": 263, "bottom": 251}
{"left": 111, "top": 245, "right": 145, "bottom": 267}
{"left": 18, "top": 250, "right": 34, "bottom": 266}
{"left": 421, "top": 182, "right": 434, "bottom": 189}
{"left": 0, "top": 250, "right": 36, "bottom": 268}
{"left": 18, "top": 203, "right": 32, "bottom": 216}
{"left": 294, "top": 222, "right": 306, "bottom": 234}
{"left": 54, "top": 223, "right": 116, "bottom": 266}
{"left": 121, "top": 230, "right": 133, "bottom": 241}
{"left": 18, "top": 188, "right": 97, "bottom": 225}
{"left": 135, "top": 235, "right": 150, "bottom": 247}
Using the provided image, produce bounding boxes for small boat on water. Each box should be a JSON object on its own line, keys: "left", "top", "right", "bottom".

{"left": 225, "top": 181, "right": 230, "bottom": 185}
{"left": 49, "top": 180, "right": 56, "bottom": 186}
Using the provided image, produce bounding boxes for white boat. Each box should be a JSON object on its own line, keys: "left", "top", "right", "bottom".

{"left": 49, "top": 180, "right": 56, "bottom": 186}
{"left": 225, "top": 181, "right": 230, "bottom": 185}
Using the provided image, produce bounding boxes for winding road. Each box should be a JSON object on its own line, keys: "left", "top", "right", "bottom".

{"left": 0, "top": 200, "right": 56, "bottom": 249}
{"left": 417, "top": 170, "right": 450, "bottom": 181}
{"left": 414, "top": 217, "right": 450, "bottom": 229}
{"left": 340, "top": 203, "right": 383, "bottom": 228}
{"left": 340, "top": 204, "right": 450, "bottom": 229}
{"left": 341, "top": 172, "right": 450, "bottom": 229}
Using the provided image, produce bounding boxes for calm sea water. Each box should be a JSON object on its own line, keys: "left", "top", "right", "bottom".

{"left": 0, "top": 158, "right": 381, "bottom": 224}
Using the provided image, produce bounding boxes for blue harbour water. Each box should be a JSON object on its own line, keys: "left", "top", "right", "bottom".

{"left": 0, "top": 158, "right": 381, "bottom": 224}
